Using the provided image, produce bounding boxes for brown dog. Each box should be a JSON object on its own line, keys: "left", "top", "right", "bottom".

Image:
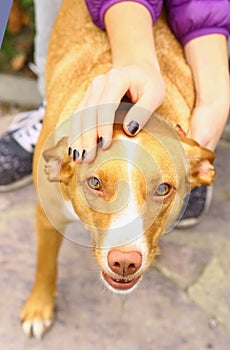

{"left": 20, "top": 0, "right": 215, "bottom": 339}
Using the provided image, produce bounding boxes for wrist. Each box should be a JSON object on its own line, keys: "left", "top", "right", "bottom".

{"left": 104, "top": 2, "right": 160, "bottom": 70}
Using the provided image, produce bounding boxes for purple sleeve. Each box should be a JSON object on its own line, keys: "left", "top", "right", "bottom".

{"left": 165, "top": 0, "right": 230, "bottom": 45}
{"left": 85, "top": 0, "right": 163, "bottom": 29}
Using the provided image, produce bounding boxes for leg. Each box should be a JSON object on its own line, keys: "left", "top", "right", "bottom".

{"left": 34, "top": 0, "right": 63, "bottom": 97}
{"left": 0, "top": 0, "right": 62, "bottom": 192}
{"left": 20, "top": 203, "right": 64, "bottom": 339}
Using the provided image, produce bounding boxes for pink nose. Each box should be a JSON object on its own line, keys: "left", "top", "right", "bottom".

{"left": 108, "top": 250, "right": 142, "bottom": 276}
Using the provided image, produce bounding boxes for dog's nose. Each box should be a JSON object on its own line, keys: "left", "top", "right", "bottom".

{"left": 108, "top": 250, "right": 142, "bottom": 276}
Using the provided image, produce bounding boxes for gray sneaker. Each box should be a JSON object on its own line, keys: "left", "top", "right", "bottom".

{"left": 0, "top": 102, "right": 45, "bottom": 192}
{"left": 176, "top": 185, "right": 213, "bottom": 228}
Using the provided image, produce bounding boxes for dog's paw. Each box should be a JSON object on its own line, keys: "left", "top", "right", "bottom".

{"left": 21, "top": 318, "right": 53, "bottom": 340}
{"left": 20, "top": 293, "right": 54, "bottom": 340}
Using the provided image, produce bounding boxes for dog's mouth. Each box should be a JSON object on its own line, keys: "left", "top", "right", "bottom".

{"left": 102, "top": 271, "right": 141, "bottom": 292}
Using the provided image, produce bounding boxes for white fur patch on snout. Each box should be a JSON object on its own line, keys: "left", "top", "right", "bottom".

{"left": 102, "top": 140, "right": 145, "bottom": 249}
{"left": 102, "top": 189, "right": 144, "bottom": 248}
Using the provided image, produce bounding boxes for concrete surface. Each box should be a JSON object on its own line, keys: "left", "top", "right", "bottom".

{"left": 0, "top": 75, "right": 230, "bottom": 349}
{"left": 0, "top": 74, "right": 42, "bottom": 107}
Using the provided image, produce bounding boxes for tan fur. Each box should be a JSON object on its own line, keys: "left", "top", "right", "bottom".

{"left": 21, "top": 0, "right": 215, "bottom": 339}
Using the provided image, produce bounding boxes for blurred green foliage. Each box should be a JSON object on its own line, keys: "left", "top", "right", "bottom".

{"left": 21, "top": 0, "right": 34, "bottom": 8}
{"left": 0, "top": 0, "right": 35, "bottom": 75}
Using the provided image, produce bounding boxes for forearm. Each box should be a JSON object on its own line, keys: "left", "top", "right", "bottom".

{"left": 184, "top": 34, "right": 230, "bottom": 150}
{"left": 104, "top": 2, "right": 159, "bottom": 69}
{"left": 184, "top": 34, "right": 230, "bottom": 108}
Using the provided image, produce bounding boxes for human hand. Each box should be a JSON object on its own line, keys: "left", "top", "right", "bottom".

{"left": 69, "top": 62, "right": 165, "bottom": 162}
{"left": 185, "top": 34, "right": 230, "bottom": 151}
{"left": 188, "top": 99, "right": 230, "bottom": 151}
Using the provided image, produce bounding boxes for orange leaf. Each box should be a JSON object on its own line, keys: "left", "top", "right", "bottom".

{"left": 10, "top": 53, "right": 27, "bottom": 71}
{"left": 8, "top": 0, "right": 28, "bottom": 35}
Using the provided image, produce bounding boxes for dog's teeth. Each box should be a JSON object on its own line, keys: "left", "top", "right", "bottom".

{"left": 114, "top": 278, "right": 129, "bottom": 283}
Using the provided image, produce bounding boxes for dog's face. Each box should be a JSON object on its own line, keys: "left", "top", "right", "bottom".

{"left": 42, "top": 115, "right": 215, "bottom": 294}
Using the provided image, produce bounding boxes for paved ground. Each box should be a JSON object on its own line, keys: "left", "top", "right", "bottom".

{"left": 0, "top": 75, "right": 230, "bottom": 349}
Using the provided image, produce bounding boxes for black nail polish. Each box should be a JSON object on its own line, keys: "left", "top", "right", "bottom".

{"left": 68, "top": 147, "right": 72, "bottom": 156}
{"left": 127, "top": 121, "right": 139, "bottom": 135}
{"left": 99, "top": 136, "right": 104, "bottom": 148}
{"left": 82, "top": 149, "right": 87, "bottom": 160}
{"left": 73, "top": 149, "right": 79, "bottom": 161}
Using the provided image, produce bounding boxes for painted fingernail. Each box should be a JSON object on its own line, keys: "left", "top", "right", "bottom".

{"left": 73, "top": 149, "right": 79, "bottom": 161}
{"left": 99, "top": 136, "right": 104, "bottom": 148}
{"left": 127, "top": 121, "right": 139, "bottom": 135}
{"left": 68, "top": 147, "right": 72, "bottom": 156}
{"left": 82, "top": 149, "right": 87, "bottom": 160}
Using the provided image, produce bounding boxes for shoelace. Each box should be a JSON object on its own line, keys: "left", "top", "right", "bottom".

{"left": 8, "top": 101, "right": 46, "bottom": 153}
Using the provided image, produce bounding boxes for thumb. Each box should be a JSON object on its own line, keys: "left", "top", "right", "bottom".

{"left": 123, "top": 92, "right": 164, "bottom": 136}
{"left": 123, "top": 104, "right": 152, "bottom": 136}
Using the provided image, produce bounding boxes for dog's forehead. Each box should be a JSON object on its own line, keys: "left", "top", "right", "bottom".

{"left": 86, "top": 134, "right": 172, "bottom": 178}
{"left": 76, "top": 113, "right": 188, "bottom": 185}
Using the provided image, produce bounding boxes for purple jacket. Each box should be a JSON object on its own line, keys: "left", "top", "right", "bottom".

{"left": 85, "top": 0, "right": 230, "bottom": 45}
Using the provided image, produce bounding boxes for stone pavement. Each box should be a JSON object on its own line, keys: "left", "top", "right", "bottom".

{"left": 0, "top": 75, "right": 230, "bottom": 350}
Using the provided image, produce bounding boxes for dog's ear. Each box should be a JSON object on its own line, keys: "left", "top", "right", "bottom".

{"left": 178, "top": 133, "right": 216, "bottom": 188}
{"left": 43, "top": 137, "right": 74, "bottom": 183}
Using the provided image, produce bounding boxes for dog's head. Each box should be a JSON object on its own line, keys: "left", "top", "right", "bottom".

{"left": 42, "top": 112, "right": 215, "bottom": 294}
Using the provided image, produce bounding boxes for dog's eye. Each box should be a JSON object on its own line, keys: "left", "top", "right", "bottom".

{"left": 87, "top": 176, "right": 102, "bottom": 191}
{"left": 155, "top": 183, "right": 171, "bottom": 197}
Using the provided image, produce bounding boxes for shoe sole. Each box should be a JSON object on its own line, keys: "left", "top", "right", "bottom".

{"left": 176, "top": 186, "right": 213, "bottom": 229}
{"left": 0, "top": 175, "right": 33, "bottom": 192}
